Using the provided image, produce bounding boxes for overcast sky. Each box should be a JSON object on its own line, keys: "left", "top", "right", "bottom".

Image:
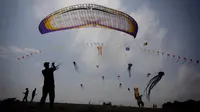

{"left": 0, "top": 0, "right": 200, "bottom": 107}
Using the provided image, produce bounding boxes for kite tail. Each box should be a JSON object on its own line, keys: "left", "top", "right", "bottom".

{"left": 176, "top": 58, "right": 180, "bottom": 63}
{"left": 146, "top": 80, "right": 158, "bottom": 100}
{"left": 128, "top": 68, "right": 131, "bottom": 77}
{"left": 143, "top": 78, "right": 154, "bottom": 96}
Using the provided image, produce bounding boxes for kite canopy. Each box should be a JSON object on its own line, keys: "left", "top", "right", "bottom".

{"left": 39, "top": 4, "right": 138, "bottom": 38}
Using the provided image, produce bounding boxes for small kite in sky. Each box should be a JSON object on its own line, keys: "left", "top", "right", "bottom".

{"left": 176, "top": 56, "right": 181, "bottom": 63}
{"left": 73, "top": 61, "right": 80, "bottom": 72}
{"left": 182, "top": 57, "right": 187, "bottom": 64}
{"left": 128, "top": 88, "right": 130, "bottom": 91}
{"left": 80, "top": 84, "right": 84, "bottom": 89}
{"left": 147, "top": 73, "right": 151, "bottom": 78}
{"left": 97, "top": 46, "right": 103, "bottom": 56}
{"left": 118, "top": 75, "right": 120, "bottom": 80}
{"left": 167, "top": 54, "right": 170, "bottom": 57}
{"left": 128, "top": 63, "right": 133, "bottom": 77}
{"left": 119, "top": 83, "right": 122, "bottom": 88}
{"left": 144, "top": 71, "right": 165, "bottom": 101}
{"left": 189, "top": 59, "right": 193, "bottom": 63}
{"left": 102, "top": 76, "right": 104, "bottom": 80}
{"left": 17, "top": 50, "right": 41, "bottom": 61}
{"left": 143, "top": 42, "right": 148, "bottom": 46}
{"left": 125, "top": 46, "right": 130, "bottom": 51}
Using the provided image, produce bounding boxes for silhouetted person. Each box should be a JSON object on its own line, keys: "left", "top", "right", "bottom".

{"left": 31, "top": 88, "right": 37, "bottom": 103}
{"left": 22, "top": 88, "right": 29, "bottom": 102}
{"left": 136, "top": 95, "right": 144, "bottom": 108}
{"left": 40, "top": 62, "right": 59, "bottom": 108}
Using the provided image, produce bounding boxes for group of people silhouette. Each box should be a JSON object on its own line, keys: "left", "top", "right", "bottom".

{"left": 22, "top": 61, "right": 146, "bottom": 108}
{"left": 22, "top": 88, "right": 37, "bottom": 103}
{"left": 22, "top": 62, "right": 59, "bottom": 108}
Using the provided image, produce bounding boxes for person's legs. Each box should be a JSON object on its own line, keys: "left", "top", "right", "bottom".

{"left": 25, "top": 96, "right": 28, "bottom": 102}
{"left": 31, "top": 96, "right": 34, "bottom": 102}
{"left": 137, "top": 101, "right": 140, "bottom": 107}
{"left": 22, "top": 97, "right": 25, "bottom": 102}
{"left": 141, "top": 102, "right": 144, "bottom": 108}
{"left": 49, "top": 86, "right": 55, "bottom": 108}
{"left": 40, "top": 86, "right": 48, "bottom": 105}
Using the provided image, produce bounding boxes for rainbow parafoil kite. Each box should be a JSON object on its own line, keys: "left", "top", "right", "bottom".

{"left": 39, "top": 4, "right": 138, "bottom": 38}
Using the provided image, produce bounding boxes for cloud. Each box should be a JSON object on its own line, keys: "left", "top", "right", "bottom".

{"left": 9, "top": 46, "right": 40, "bottom": 54}
{"left": 0, "top": 46, "right": 41, "bottom": 60}
{"left": 0, "top": 46, "right": 9, "bottom": 58}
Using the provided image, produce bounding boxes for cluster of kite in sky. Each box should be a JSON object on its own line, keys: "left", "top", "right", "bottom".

{"left": 17, "top": 50, "right": 41, "bottom": 61}
{"left": 15, "top": 3, "right": 199, "bottom": 103}
{"left": 141, "top": 47, "right": 199, "bottom": 65}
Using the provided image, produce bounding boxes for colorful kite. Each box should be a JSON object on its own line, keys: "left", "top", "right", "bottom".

{"left": 134, "top": 88, "right": 139, "bottom": 100}
{"left": 143, "top": 42, "right": 148, "bottom": 46}
{"left": 39, "top": 4, "right": 138, "bottom": 38}
{"left": 189, "top": 59, "right": 193, "bottom": 63}
{"left": 176, "top": 56, "right": 181, "bottom": 63}
{"left": 17, "top": 50, "right": 41, "bottom": 61}
{"left": 118, "top": 75, "right": 120, "bottom": 80}
{"left": 141, "top": 47, "right": 199, "bottom": 65}
{"left": 97, "top": 46, "right": 103, "bottom": 56}
{"left": 182, "top": 57, "right": 187, "bottom": 64}
{"left": 134, "top": 88, "right": 144, "bottom": 107}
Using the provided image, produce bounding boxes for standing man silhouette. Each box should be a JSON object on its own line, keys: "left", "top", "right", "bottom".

{"left": 40, "top": 62, "right": 59, "bottom": 108}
